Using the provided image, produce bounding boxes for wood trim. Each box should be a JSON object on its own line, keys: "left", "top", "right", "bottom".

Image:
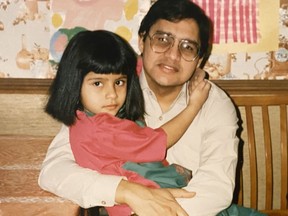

{"left": 0, "top": 78, "right": 52, "bottom": 94}
{"left": 261, "top": 210, "right": 288, "bottom": 216}
{"left": 213, "top": 80, "right": 288, "bottom": 96}
{"left": 245, "top": 105, "right": 258, "bottom": 209}
{"left": 280, "top": 104, "right": 288, "bottom": 210}
{"left": 0, "top": 78, "right": 288, "bottom": 94}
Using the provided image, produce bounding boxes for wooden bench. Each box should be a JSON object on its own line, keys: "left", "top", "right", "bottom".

{"left": 218, "top": 80, "right": 288, "bottom": 216}
{"left": 0, "top": 135, "right": 80, "bottom": 216}
{"left": 0, "top": 79, "right": 287, "bottom": 215}
{"left": 0, "top": 79, "right": 80, "bottom": 215}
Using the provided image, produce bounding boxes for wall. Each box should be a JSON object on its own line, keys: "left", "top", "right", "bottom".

{"left": 0, "top": 0, "right": 287, "bottom": 80}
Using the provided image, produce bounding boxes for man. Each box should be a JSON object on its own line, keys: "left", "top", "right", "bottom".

{"left": 39, "top": 0, "right": 239, "bottom": 215}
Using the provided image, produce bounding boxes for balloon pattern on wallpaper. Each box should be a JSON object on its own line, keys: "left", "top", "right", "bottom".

{"left": 0, "top": 0, "right": 287, "bottom": 80}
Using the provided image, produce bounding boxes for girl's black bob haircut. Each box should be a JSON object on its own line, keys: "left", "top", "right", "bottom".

{"left": 138, "top": 0, "right": 213, "bottom": 64}
{"left": 46, "top": 30, "right": 144, "bottom": 126}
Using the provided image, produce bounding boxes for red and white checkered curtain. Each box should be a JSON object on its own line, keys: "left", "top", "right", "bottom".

{"left": 193, "top": 0, "right": 260, "bottom": 44}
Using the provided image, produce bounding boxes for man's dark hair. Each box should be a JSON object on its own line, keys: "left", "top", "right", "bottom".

{"left": 138, "top": 0, "right": 213, "bottom": 65}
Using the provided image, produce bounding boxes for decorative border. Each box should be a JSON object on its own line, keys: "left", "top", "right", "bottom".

{"left": 0, "top": 78, "right": 52, "bottom": 94}
{"left": 1, "top": 78, "right": 288, "bottom": 96}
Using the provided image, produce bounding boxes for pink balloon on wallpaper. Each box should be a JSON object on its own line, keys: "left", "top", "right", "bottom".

{"left": 50, "top": 30, "right": 69, "bottom": 63}
{"left": 73, "top": 0, "right": 94, "bottom": 6}
{"left": 50, "top": 27, "right": 87, "bottom": 63}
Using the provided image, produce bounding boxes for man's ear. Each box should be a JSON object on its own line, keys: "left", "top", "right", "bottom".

{"left": 199, "top": 54, "right": 210, "bottom": 69}
{"left": 138, "top": 34, "right": 145, "bottom": 54}
{"left": 196, "top": 58, "right": 209, "bottom": 79}
{"left": 197, "top": 58, "right": 203, "bottom": 68}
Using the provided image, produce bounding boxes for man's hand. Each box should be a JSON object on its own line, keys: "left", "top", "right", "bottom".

{"left": 116, "top": 180, "right": 195, "bottom": 216}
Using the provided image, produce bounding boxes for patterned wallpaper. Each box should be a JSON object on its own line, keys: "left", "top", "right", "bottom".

{"left": 0, "top": 0, "right": 287, "bottom": 80}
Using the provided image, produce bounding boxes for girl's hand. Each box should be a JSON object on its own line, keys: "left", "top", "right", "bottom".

{"left": 188, "top": 72, "right": 211, "bottom": 111}
{"left": 190, "top": 68, "right": 207, "bottom": 84}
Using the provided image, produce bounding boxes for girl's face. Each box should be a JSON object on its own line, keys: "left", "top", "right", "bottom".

{"left": 80, "top": 72, "right": 127, "bottom": 116}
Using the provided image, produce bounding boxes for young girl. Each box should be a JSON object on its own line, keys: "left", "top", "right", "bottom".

{"left": 45, "top": 30, "right": 210, "bottom": 216}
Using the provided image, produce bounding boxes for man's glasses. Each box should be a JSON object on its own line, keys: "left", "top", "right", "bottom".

{"left": 147, "top": 32, "right": 200, "bottom": 62}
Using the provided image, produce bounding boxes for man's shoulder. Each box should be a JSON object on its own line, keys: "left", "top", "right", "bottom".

{"left": 201, "top": 81, "right": 238, "bottom": 125}
{"left": 205, "top": 81, "right": 236, "bottom": 113}
{"left": 209, "top": 81, "right": 231, "bottom": 100}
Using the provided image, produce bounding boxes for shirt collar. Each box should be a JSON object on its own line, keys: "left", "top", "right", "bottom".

{"left": 139, "top": 69, "right": 188, "bottom": 106}
{"left": 139, "top": 69, "right": 150, "bottom": 91}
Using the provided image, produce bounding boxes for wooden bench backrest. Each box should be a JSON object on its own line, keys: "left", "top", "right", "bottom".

{"left": 234, "top": 95, "right": 288, "bottom": 210}
{"left": 0, "top": 78, "right": 288, "bottom": 215}
{"left": 216, "top": 80, "right": 288, "bottom": 215}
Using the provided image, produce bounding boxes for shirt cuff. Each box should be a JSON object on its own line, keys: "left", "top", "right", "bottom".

{"left": 82, "top": 174, "right": 124, "bottom": 208}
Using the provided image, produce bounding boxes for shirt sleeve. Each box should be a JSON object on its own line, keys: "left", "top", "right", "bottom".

{"left": 71, "top": 112, "right": 167, "bottom": 163}
{"left": 177, "top": 84, "right": 239, "bottom": 216}
{"left": 38, "top": 125, "right": 123, "bottom": 208}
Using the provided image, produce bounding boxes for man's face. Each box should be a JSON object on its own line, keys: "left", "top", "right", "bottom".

{"left": 139, "top": 19, "right": 200, "bottom": 90}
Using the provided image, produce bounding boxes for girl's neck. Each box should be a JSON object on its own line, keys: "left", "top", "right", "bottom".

{"left": 84, "top": 109, "right": 95, "bottom": 117}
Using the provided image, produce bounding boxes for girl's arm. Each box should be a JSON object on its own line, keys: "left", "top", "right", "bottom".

{"left": 161, "top": 79, "right": 211, "bottom": 148}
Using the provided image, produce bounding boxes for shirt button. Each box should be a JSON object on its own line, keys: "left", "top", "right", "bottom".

{"left": 101, "top": 201, "right": 106, "bottom": 205}
{"left": 159, "top": 116, "right": 163, "bottom": 121}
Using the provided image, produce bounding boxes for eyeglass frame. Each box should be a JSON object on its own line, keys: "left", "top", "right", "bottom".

{"left": 146, "top": 31, "right": 201, "bottom": 62}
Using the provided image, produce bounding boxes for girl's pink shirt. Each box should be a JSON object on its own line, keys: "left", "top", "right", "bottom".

{"left": 70, "top": 111, "right": 167, "bottom": 187}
